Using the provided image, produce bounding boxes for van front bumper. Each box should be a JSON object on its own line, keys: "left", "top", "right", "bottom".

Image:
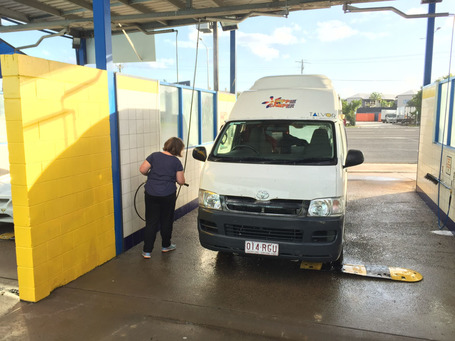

{"left": 197, "top": 207, "right": 344, "bottom": 262}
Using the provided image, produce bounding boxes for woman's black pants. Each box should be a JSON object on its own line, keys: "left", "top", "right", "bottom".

{"left": 143, "top": 192, "right": 176, "bottom": 253}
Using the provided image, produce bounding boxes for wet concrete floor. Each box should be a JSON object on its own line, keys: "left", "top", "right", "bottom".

{"left": 0, "top": 166, "right": 454, "bottom": 340}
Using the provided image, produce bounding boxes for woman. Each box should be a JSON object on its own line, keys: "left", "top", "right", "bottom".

{"left": 139, "top": 137, "right": 186, "bottom": 258}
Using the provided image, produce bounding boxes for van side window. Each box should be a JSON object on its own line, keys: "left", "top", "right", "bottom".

{"left": 217, "top": 124, "right": 238, "bottom": 154}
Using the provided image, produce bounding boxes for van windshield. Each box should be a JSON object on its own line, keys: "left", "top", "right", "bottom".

{"left": 209, "top": 120, "right": 336, "bottom": 165}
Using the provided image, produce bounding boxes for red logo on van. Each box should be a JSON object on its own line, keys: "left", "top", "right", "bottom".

{"left": 262, "top": 96, "right": 296, "bottom": 109}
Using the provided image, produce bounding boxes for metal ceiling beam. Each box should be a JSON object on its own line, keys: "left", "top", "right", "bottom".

{"left": 0, "top": 6, "right": 31, "bottom": 22}
{"left": 164, "top": 0, "right": 186, "bottom": 10}
{"left": 209, "top": 0, "right": 225, "bottom": 7}
{"left": 110, "top": 0, "right": 298, "bottom": 22}
{"left": 0, "top": 19, "right": 89, "bottom": 32}
{"left": 13, "top": 0, "right": 64, "bottom": 18}
{"left": 65, "top": 0, "right": 93, "bottom": 12}
{"left": 117, "top": 0, "right": 151, "bottom": 13}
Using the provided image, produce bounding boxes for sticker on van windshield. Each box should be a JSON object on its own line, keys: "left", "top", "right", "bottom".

{"left": 311, "top": 112, "right": 337, "bottom": 119}
{"left": 262, "top": 96, "right": 296, "bottom": 109}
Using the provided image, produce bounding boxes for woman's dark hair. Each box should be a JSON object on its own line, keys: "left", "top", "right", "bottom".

{"left": 163, "top": 137, "right": 185, "bottom": 157}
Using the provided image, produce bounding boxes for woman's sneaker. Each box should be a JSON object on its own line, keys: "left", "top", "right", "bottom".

{"left": 161, "top": 244, "right": 176, "bottom": 253}
{"left": 142, "top": 252, "right": 151, "bottom": 259}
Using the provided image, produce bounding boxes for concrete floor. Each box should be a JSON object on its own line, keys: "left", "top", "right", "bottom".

{"left": 0, "top": 165, "right": 454, "bottom": 340}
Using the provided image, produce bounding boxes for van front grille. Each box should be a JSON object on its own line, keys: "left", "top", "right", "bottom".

{"left": 223, "top": 196, "right": 308, "bottom": 216}
{"left": 225, "top": 224, "right": 304, "bottom": 242}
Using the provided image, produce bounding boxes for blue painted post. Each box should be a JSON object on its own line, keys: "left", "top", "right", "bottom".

{"left": 93, "top": 0, "right": 123, "bottom": 255}
{"left": 75, "top": 38, "right": 87, "bottom": 66}
{"left": 0, "top": 39, "right": 24, "bottom": 77}
{"left": 423, "top": 3, "right": 436, "bottom": 86}
{"left": 93, "top": 0, "right": 112, "bottom": 70}
{"left": 230, "top": 30, "right": 236, "bottom": 94}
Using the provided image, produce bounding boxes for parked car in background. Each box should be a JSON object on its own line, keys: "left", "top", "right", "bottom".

{"left": 386, "top": 113, "right": 398, "bottom": 123}
{"left": 0, "top": 174, "right": 13, "bottom": 223}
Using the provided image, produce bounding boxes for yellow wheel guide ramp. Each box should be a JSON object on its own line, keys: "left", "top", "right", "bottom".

{"left": 341, "top": 264, "right": 423, "bottom": 282}
{"left": 300, "top": 262, "right": 423, "bottom": 282}
{"left": 0, "top": 232, "right": 14, "bottom": 240}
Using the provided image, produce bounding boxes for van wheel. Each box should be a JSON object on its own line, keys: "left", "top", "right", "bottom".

{"left": 332, "top": 249, "right": 344, "bottom": 271}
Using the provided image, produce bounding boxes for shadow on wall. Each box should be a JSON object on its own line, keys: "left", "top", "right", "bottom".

{"left": 2, "top": 54, "right": 116, "bottom": 301}
{"left": 13, "top": 118, "right": 117, "bottom": 302}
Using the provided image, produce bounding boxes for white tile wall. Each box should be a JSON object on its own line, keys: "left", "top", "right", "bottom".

{"left": 117, "top": 85, "right": 160, "bottom": 238}
{"left": 117, "top": 83, "right": 235, "bottom": 239}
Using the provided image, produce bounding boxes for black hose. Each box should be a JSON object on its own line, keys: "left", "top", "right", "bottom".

{"left": 134, "top": 182, "right": 146, "bottom": 221}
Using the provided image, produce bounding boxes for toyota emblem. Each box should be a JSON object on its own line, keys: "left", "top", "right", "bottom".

{"left": 256, "top": 190, "right": 270, "bottom": 200}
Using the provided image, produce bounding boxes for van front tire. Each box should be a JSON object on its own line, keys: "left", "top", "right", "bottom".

{"left": 331, "top": 248, "right": 344, "bottom": 271}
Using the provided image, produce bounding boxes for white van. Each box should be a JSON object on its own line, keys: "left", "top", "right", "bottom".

{"left": 193, "top": 75, "right": 364, "bottom": 267}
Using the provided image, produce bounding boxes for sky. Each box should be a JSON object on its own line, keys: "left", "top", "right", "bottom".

{"left": 0, "top": 0, "right": 454, "bottom": 99}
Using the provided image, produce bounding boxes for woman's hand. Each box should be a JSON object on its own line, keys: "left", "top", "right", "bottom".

{"left": 176, "top": 171, "right": 185, "bottom": 186}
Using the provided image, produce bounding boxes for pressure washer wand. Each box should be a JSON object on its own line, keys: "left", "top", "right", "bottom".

{"left": 425, "top": 173, "right": 453, "bottom": 230}
{"left": 424, "top": 173, "right": 451, "bottom": 190}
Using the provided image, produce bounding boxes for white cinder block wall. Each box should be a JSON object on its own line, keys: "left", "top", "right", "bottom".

{"left": 117, "top": 75, "right": 161, "bottom": 239}
{"left": 115, "top": 74, "right": 236, "bottom": 248}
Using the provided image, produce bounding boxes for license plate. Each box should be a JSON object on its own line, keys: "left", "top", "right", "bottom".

{"left": 245, "top": 241, "right": 279, "bottom": 256}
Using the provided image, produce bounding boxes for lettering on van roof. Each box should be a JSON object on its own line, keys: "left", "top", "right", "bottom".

{"left": 262, "top": 96, "right": 296, "bottom": 109}
{"left": 311, "top": 112, "right": 337, "bottom": 119}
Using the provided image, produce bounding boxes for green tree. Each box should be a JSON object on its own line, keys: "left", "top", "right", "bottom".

{"left": 369, "top": 92, "right": 382, "bottom": 100}
{"left": 407, "top": 89, "right": 422, "bottom": 125}
{"left": 380, "top": 99, "right": 395, "bottom": 108}
{"left": 369, "top": 92, "right": 383, "bottom": 107}
{"left": 342, "top": 99, "right": 362, "bottom": 126}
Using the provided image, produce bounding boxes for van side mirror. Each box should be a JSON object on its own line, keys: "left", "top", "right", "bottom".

{"left": 193, "top": 146, "right": 207, "bottom": 162}
{"left": 344, "top": 149, "right": 364, "bottom": 168}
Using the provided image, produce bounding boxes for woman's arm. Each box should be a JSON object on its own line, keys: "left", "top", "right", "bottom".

{"left": 139, "top": 160, "right": 151, "bottom": 175}
{"left": 176, "top": 170, "right": 185, "bottom": 186}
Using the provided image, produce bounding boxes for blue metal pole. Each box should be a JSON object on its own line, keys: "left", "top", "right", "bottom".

{"left": 423, "top": 3, "right": 436, "bottom": 86}
{"left": 230, "top": 30, "right": 236, "bottom": 94}
{"left": 93, "top": 0, "right": 123, "bottom": 255}
{"left": 93, "top": 0, "right": 112, "bottom": 70}
{"left": 75, "top": 38, "right": 87, "bottom": 66}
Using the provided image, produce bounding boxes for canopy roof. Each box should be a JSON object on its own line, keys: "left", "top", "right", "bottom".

{"left": 0, "top": 0, "right": 391, "bottom": 37}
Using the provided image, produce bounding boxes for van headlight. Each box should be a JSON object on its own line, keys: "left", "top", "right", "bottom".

{"left": 308, "top": 198, "right": 344, "bottom": 217}
{"left": 199, "top": 190, "right": 222, "bottom": 210}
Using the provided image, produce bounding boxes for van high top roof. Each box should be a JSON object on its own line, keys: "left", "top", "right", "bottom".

{"left": 229, "top": 75, "right": 342, "bottom": 122}
{"left": 249, "top": 75, "right": 334, "bottom": 91}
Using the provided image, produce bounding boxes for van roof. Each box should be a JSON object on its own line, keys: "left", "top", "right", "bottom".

{"left": 229, "top": 75, "right": 342, "bottom": 122}
{"left": 249, "top": 75, "right": 334, "bottom": 91}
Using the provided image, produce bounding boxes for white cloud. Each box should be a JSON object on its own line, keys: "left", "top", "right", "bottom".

{"left": 406, "top": 7, "right": 426, "bottom": 15}
{"left": 316, "top": 20, "right": 358, "bottom": 42}
{"left": 316, "top": 20, "right": 389, "bottom": 42}
{"left": 236, "top": 25, "right": 300, "bottom": 61}
{"left": 144, "top": 58, "right": 174, "bottom": 69}
{"left": 361, "top": 31, "right": 390, "bottom": 40}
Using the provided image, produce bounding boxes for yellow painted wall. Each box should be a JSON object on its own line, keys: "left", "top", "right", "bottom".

{"left": 1, "top": 54, "right": 116, "bottom": 302}
{"left": 218, "top": 92, "right": 236, "bottom": 129}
